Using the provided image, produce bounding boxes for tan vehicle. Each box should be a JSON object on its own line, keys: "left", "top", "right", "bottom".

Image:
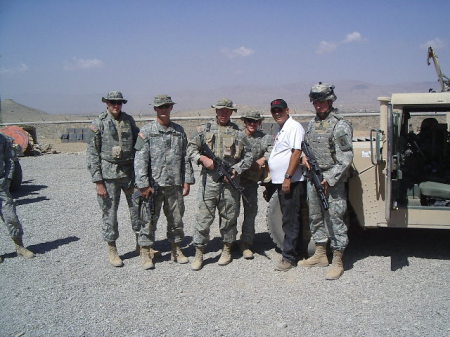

{"left": 267, "top": 92, "right": 450, "bottom": 251}
{"left": 351, "top": 92, "right": 450, "bottom": 229}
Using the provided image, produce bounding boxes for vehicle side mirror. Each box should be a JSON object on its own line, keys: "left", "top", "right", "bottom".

{"left": 370, "top": 129, "right": 384, "bottom": 165}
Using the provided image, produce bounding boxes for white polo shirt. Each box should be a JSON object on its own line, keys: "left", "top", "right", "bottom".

{"left": 268, "top": 116, "right": 305, "bottom": 184}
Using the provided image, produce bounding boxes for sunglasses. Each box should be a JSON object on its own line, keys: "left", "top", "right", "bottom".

{"left": 109, "top": 101, "right": 123, "bottom": 105}
{"left": 158, "top": 104, "right": 173, "bottom": 109}
{"left": 244, "top": 119, "right": 259, "bottom": 124}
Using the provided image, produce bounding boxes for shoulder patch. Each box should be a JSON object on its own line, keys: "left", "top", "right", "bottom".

{"left": 138, "top": 131, "right": 147, "bottom": 140}
{"left": 89, "top": 124, "right": 100, "bottom": 133}
{"left": 335, "top": 126, "right": 352, "bottom": 151}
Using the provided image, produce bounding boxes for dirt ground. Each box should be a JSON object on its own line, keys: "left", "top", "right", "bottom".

{"left": 45, "top": 140, "right": 87, "bottom": 153}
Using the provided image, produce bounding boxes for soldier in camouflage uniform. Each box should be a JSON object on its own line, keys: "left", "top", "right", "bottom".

{"left": 134, "top": 95, "right": 194, "bottom": 270}
{"left": 188, "top": 98, "right": 253, "bottom": 270}
{"left": 238, "top": 111, "right": 273, "bottom": 259}
{"left": 87, "top": 91, "right": 140, "bottom": 267}
{"left": 0, "top": 133, "right": 35, "bottom": 263}
{"left": 300, "top": 83, "right": 353, "bottom": 280}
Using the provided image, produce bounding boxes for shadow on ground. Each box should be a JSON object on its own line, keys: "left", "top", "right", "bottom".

{"left": 345, "top": 225, "right": 450, "bottom": 271}
{"left": 122, "top": 233, "right": 277, "bottom": 265}
{"left": 1, "top": 235, "right": 80, "bottom": 259}
{"left": 12, "top": 179, "right": 49, "bottom": 205}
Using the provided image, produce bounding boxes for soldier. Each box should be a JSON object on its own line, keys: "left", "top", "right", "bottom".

{"left": 0, "top": 133, "right": 35, "bottom": 263}
{"left": 301, "top": 83, "right": 353, "bottom": 280}
{"left": 188, "top": 98, "right": 252, "bottom": 270}
{"left": 87, "top": 91, "right": 140, "bottom": 267}
{"left": 134, "top": 95, "right": 194, "bottom": 270}
{"left": 267, "top": 99, "right": 306, "bottom": 271}
{"left": 238, "top": 111, "right": 273, "bottom": 259}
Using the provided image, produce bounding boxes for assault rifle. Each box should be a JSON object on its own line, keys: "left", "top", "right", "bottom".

{"left": 301, "top": 141, "right": 329, "bottom": 210}
{"left": 199, "top": 135, "right": 248, "bottom": 203}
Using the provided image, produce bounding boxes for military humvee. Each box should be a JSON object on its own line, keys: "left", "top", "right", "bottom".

{"left": 350, "top": 92, "right": 450, "bottom": 229}
{"left": 267, "top": 92, "right": 450, "bottom": 251}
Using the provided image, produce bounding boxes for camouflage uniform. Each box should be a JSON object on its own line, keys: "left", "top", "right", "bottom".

{"left": 0, "top": 133, "right": 23, "bottom": 239}
{"left": 87, "top": 108, "right": 140, "bottom": 243}
{"left": 305, "top": 108, "right": 353, "bottom": 250}
{"left": 134, "top": 120, "right": 194, "bottom": 247}
{"left": 239, "top": 124, "right": 272, "bottom": 246}
{"left": 188, "top": 120, "right": 253, "bottom": 247}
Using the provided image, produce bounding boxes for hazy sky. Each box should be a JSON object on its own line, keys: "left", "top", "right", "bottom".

{"left": 1, "top": 0, "right": 449, "bottom": 114}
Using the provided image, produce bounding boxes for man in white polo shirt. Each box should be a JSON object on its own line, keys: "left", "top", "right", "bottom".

{"left": 268, "top": 99, "right": 306, "bottom": 271}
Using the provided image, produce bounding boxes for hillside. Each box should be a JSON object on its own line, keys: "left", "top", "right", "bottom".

{"left": 0, "top": 99, "right": 80, "bottom": 123}
{"left": 1, "top": 80, "right": 440, "bottom": 121}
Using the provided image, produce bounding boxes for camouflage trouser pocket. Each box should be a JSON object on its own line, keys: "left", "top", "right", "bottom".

{"left": 98, "top": 194, "right": 112, "bottom": 212}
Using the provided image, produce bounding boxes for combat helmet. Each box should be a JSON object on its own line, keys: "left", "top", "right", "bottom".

{"left": 309, "top": 82, "right": 337, "bottom": 102}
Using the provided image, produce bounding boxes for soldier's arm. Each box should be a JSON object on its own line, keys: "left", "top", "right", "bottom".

{"left": 187, "top": 131, "right": 203, "bottom": 165}
{"left": 130, "top": 117, "right": 140, "bottom": 144}
{"left": 323, "top": 121, "right": 354, "bottom": 186}
{"left": 3, "top": 137, "right": 14, "bottom": 180}
{"left": 134, "top": 133, "right": 151, "bottom": 189}
{"left": 86, "top": 121, "right": 103, "bottom": 183}
{"left": 231, "top": 135, "right": 253, "bottom": 174}
{"left": 261, "top": 133, "right": 274, "bottom": 163}
{"left": 182, "top": 131, "right": 195, "bottom": 185}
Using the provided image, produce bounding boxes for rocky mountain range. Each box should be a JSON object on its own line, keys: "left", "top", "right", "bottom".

{"left": 1, "top": 80, "right": 442, "bottom": 122}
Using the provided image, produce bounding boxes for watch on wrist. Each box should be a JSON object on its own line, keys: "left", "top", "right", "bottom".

{"left": 284, "top": 173, "right": 292, "bottom": 179}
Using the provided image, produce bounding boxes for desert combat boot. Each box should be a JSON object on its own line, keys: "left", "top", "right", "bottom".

{"left": 325, "top": 250, "right": 344, "bottom": 280}
{"left": 140, "top": 246, "right": 155, "bottom": 270}
{"left": 239, "top": 241, "right": 254, "bottom": 259}
{"left": 13, "top": 237, "right": 35, "bottom": 259}
{"left": 135, "top": 234, "right": 160, "bottom": 257}
{"left": 191, "top": 246, "right": 204, "bottom": 271}
{"left": 300, "top": 243, "right": 329, "bottom": 267}
{"left": 171, "top": 243, "right": 189, "bottom": 264}
{"left": 218, "top": 242, "right": 232, "bottom": 266}
{"left": 275, "top": 258, "right": 296, "bottom": 271}
{"left": 107, "top": 242, "right": 123, "bottom": 267}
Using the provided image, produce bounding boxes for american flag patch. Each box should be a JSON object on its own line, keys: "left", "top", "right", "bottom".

{"left": 89, "top": 125, "right": 99, "bottom": 132}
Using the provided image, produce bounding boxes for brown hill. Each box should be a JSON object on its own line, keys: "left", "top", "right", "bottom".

{"left": 0, "top": 99, "right": 80, "bottom": 123}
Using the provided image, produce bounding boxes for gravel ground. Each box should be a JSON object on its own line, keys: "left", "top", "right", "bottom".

{"left": 0, "top": 153, "right": 449, "bottom": 337}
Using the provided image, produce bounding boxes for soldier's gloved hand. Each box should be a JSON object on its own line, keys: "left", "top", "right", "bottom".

{"left": 182, "top": 183, "right": 190, "bottom": 197}
{"left": 96, "top": 181, "right": 109, "bottom": 198}
{"left": 321, "top": 179, "right": 330, "bottom": 196}
{"left": 199, "top": 155, "right": 215, "bottom": 170}
{"left": 140, "top": 186, "right": 154, "bottom": 199}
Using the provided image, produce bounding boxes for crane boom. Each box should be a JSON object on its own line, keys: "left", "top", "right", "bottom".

{"left": 427, "top": 46, "right": 450, "bottom": 92}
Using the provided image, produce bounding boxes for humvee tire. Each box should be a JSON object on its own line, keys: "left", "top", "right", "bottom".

{"left": 266, "top": 190, "right": 314, "bottom": 257}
